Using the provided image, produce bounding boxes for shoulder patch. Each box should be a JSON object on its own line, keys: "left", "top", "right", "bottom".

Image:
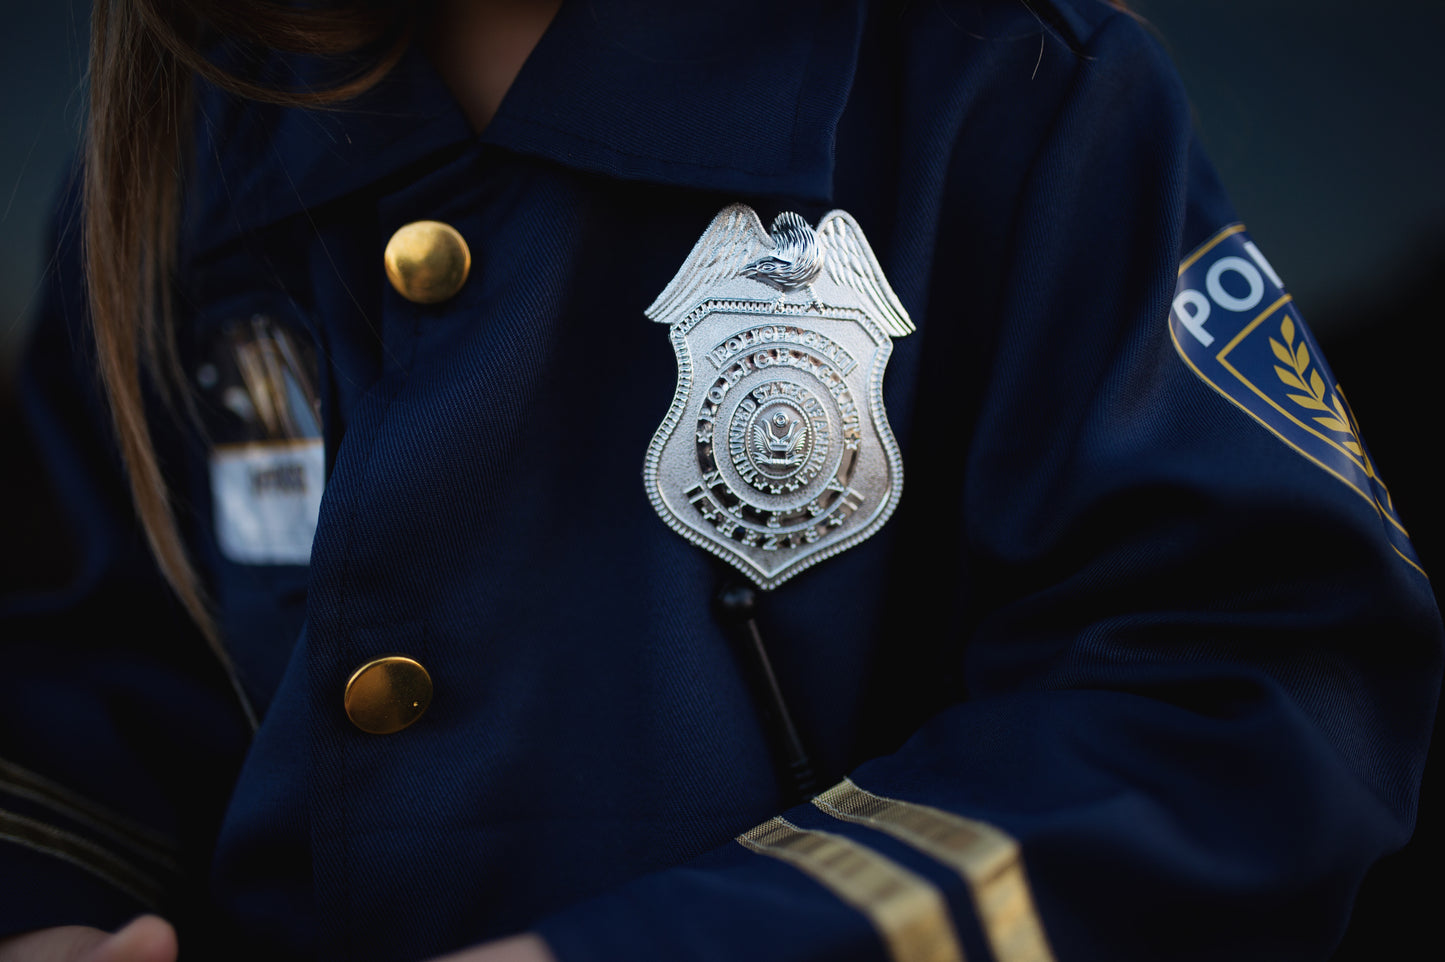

{"left": 1168, "top": 225, "right": 1422, "bottom": 575}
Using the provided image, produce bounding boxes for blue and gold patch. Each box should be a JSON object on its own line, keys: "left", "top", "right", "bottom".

{"left": 1168, "top": 225, "right": 1422, "bottom": 575}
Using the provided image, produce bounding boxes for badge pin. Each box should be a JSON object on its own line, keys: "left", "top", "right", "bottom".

{"left": 644, "top": 205, "right": 913, "bottom": 588}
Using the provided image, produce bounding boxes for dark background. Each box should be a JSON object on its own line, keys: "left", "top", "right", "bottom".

{"left": 1, "top": 1, "right": 1441, "bottom": 956}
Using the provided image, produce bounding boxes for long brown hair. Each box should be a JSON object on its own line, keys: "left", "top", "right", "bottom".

{"left": 84, "top": 0, "right": 1132, "bottom": 671}
{"left": 84, "top": 0, "right": 408, "bottom": 665}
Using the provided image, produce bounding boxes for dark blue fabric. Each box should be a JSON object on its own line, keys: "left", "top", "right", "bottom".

{"left": 1, "top": 169, "right": 254, "bottom": 942}
{"left": 3, "top": 1, "right": 1440, "bottom": 961}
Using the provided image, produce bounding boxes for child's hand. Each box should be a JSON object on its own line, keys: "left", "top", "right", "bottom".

{"left": 0, "top": 916, "right": 176, "bottom": 962}
{"left": 429, "top": 933, "right": 554, "bottom": 962}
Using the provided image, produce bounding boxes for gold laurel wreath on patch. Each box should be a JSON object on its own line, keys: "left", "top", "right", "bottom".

{"left": 1270, "top": 316, "right": 1375, "bottom": 479}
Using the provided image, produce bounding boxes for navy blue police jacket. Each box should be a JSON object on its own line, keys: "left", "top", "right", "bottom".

{"left": 4, "top": 1, "right": 1442, "bottom": 960}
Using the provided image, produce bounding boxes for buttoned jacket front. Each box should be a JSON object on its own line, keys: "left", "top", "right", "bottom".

{"left": 3, "top": 2, "right": 1440, "bottom": 962}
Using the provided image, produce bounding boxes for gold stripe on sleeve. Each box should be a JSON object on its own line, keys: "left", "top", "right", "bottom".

{"left": 813, "top": 779, "right": 1056, "bottom": 962}
{"left": 737, "top": 816, "right": 965, "bottom": 962}
{"left": 0, "top": 808, "right": 166, "bottom": 908}
{"left": 0, "top": 757, "right": 179, "bottom": 871}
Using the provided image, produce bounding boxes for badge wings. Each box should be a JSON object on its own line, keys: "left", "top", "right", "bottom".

{"left": 645, "top": 204, "right": 914, "bottom": 337}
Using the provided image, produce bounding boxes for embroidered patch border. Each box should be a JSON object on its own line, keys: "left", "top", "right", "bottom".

{"left": 1167, "top": 225, "right": 1421, "bottom": 575}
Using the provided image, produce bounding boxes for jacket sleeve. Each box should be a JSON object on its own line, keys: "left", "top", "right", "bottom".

{"left": 0, "top": 168, "right": 252, "bottom": 938}
{"left": 530, "top": 11, "right": 1443, "bottom": 962}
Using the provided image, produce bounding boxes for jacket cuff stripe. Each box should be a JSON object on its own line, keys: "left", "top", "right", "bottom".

{"left": 0, "top": 808, "right": 166, "bottom": 909}
{"left": 813, "top": 779, "right": 1056, "bottom": 962}
{"left": 737, "top": 816, "right": 965, "bottom": 962}
{"left": 0, "top": 758, "right": 178, "bottom": 871}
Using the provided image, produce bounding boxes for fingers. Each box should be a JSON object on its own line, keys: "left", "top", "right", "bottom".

{"left": 0, "top": 925, "right": 109, "bottom": 962}
{"left": 428, "top": 933, "right": 555, "bottom": 962}
{"left": 84, "top": 918, "right": 176, "bottom": 962}
{"left": 0, "top": 916, "right": 179, "bottom": 962}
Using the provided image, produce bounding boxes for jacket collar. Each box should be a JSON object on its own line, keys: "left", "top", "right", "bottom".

{"left": 191, "top": 0, "right": 863, "bottom": 245}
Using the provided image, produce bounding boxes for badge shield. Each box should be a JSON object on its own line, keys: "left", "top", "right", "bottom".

{"left": 644, "top": 205, "right": 913, "bottom": 589}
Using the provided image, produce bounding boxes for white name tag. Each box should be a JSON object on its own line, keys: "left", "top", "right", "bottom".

{"left": 210, "top": 440, "right": 325, "bottom": 565}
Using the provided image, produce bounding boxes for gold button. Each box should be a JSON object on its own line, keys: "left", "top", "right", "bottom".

{"left": 344, "top": 656, "right": 433, "bottom": 734}
{"left": 383, "top": 221, "right": 472, "bottom": 304}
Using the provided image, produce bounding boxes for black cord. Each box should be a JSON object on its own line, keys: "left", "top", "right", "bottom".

{"left": 715, "top": 582, "right": 818, "bottom": 804}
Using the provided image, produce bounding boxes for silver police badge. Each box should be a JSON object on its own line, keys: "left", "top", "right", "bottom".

{"left": 644, "top": 205, "right": 913, "bottom": 589}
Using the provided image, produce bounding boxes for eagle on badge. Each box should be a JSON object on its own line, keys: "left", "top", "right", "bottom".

{"left": 754, "top": 410, "right": 807, "bottom": 468}
{"left": 647, "top": 206, "right": 914, "bottom": 334}
{"left": 643, "top": 204, "right": 914, "bottom": 589}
